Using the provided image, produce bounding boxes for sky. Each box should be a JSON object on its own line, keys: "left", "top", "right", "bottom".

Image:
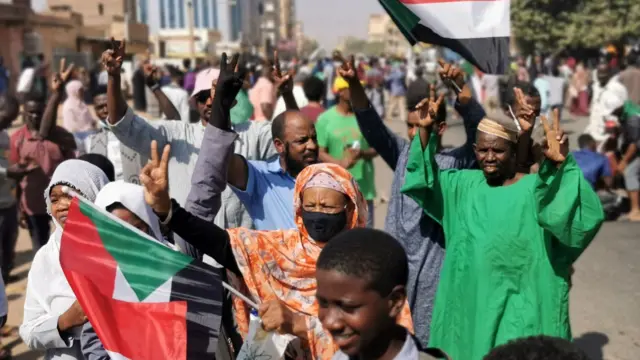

{"left": 30, "top": 0, "right": 383, "bottom": 50}
{"left": 297, "top": 0, "right": 384, "bottom": 50}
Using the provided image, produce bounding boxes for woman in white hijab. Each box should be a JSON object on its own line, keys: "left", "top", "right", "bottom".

{"left": 81, "top": 180, "right": 167, "bottom": 360}
{"left": 20, "top": 160, "right": 109, "bottom": 360}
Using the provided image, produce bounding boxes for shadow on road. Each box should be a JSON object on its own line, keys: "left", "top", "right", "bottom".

{"left": 13, "top": 250, "right": 34, "bottom": 270}
{"left": 574, "top": 332, "right": 609, "bottom": 360}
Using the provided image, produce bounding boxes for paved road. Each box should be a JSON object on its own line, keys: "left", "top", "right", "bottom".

{"left": 3, "top": 110, "right": 639, "bottom": 360}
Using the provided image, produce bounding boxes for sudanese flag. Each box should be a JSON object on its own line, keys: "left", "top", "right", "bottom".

{"left": 59, "top": 196, "right": 223, "bottom": 360}
{"left": 379, "top": 0, "right": 510, "bottom": 74}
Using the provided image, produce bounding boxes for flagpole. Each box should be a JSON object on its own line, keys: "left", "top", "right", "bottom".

{"left": 62, "top": 187, "right": 261, "bottom": 310}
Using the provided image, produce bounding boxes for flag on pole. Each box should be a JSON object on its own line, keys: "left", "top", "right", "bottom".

{"left": 378, "top": 0, "right": 511, "bottom": 74}
{"left": 59, "top": 196, "right": 224, "bottom": 360}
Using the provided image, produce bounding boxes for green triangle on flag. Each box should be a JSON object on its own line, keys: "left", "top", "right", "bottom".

{"left": 78, "top": 200, "right": 192, "bottom": 301}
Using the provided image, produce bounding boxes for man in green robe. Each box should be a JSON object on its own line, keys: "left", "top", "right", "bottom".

{"left": 401, "top": 103, "right": 605, "bottom": 360}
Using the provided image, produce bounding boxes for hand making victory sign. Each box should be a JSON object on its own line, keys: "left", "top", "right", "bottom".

{"left": 271, "top": 50, "right": 294, "bottom": 94}
{"left": 513, "top": 87, "right": 535, "bottom": 135}
{"left": 140, "top": 140, "right": 172, "bottom": 217}
{"left": 334, "top": 51, "right": 358, "bottom": 82}
{"left": 102, "top": 38, "right": 126, "bottom": 76}
{"left": 213, "top": 52, "right": 244, "bottom": 109}
{"left": 415, "top": 84, "right": 445, "bottom": 129}
{"left": 540, "top": 108, "right": 569, "bottom": 165}
{"left": 51, "top": 58, "right": 75, "bottom": 93}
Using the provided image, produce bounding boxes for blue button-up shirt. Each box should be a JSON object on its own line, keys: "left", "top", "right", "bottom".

{"left": 232, "top": 156, "right": 296, "bottom": 230}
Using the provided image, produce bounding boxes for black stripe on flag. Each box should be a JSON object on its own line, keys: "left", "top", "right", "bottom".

{"left": 411, "top": 24, "right": 510, "bottom": 74}
{"left": 170, "top": 260, "right": 224, "bottom": 359}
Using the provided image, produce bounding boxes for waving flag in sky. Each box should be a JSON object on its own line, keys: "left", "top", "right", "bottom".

{"left": 379, "top": 0, "right": 511, "bottom": 74}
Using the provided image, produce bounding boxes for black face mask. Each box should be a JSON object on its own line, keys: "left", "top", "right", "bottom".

{"left": 301, "top": 209, "right": 348, "bottom": 243}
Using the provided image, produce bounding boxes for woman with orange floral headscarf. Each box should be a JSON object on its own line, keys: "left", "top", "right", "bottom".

{"left": 141, "top": 142, "right": 413, "bottom": 360}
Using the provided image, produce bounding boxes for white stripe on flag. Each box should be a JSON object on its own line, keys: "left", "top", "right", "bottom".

{"left": 106, "top": 351, "right": 131, "bottom": 360}
{"left": 402, "top": 0, "right": 510, "bottom": 39}
{"left": 112, "top": 266, "right": 173, "bottom": 303}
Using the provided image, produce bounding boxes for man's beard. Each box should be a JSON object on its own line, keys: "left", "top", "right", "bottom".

{"left": 284, "top": 142, "right": 308, "bottom": 177}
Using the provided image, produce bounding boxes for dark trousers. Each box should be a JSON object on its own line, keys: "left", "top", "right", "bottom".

{"left": 26, "top": 214, "right": 50, "bottom": 252}
{"left": 0, "top": 205, "right": 18, "bottom": 280}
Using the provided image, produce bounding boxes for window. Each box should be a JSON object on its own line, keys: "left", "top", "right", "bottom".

{"left": 160, "top": 0, "right": 166, "bottom": 28}
{"left": 98, "top": 3, "right": 104, "bottom": 15}
{"left": 265, "top": 19, "right": 274, "bottom": 29}
{"left": 211, "top": 0, "right": 217, "bottom": 28}
{"left": 138, "top": 0, "right": 148, "bottom": 24}
{"left": 265, "top": 2, "right": 274, "bottom": 12}
{"left": 178, "top": 0, "right": 185, "bottom": 28}
{"left": 168, "top": 0, "right": 176, "bottom": 28}
{"left": 202, "top": 0, "right": 210, "bottom": 28}
{"left": 194, "top": 0, "right": 200, "bottom": 27}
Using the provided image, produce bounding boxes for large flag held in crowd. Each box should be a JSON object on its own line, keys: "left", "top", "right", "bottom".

{"left": 59, "top": 195, "right": 224, "bottom": 360}
{"left": 379, "top": 0, "right": 511, "bottom": 74}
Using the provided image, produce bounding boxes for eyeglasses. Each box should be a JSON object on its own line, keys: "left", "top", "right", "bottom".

{"left": 195, "top": 91, "right": 210, "bottom": 104}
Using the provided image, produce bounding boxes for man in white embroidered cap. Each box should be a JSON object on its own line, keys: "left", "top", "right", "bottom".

{"left": 401, "top": 90, "right": 606, "bottom": 360}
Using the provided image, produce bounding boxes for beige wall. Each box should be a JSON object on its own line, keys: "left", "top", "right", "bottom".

{"left": 47, "top": 0, "right": 131, "bottom": 27}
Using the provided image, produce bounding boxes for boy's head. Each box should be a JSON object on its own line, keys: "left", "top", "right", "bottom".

{"left": 22, "top": 92, "right": 46, "bottom": 130}
{"left": 483, "top": 335, "right": 589, "bottom": 360}
{"left": 316, "top": 228, "right": 408, "bottom": 356}
{"left": 93, "top": 85, "right": 109, "bottom": 121}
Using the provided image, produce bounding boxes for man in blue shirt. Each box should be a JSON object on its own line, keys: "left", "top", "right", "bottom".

{"left": 573, "top": 134, "right": 613, "bottom": 189}
{"left": 186, "top": 53, "right": 317, "bottom": 233}
{"left": 385, "top": 60, "right": 407, "bottom": 122}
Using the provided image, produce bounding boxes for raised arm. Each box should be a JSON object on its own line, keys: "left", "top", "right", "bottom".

{"left": 140, "top": 140, "right": 240, "bottom": 274}
{"left": 401, "top": 87, "right": 450, "bottom": 225}
{"left": 336, "top": 53, "right": 405, "bottom": 169}
{"left": 535, "top": 110, "right": 604, "bottom": 262}
{"left": 143, "top": 64, "right": 182, "bottom": 121}
{"left": 272, "top": 50, "right": 299, "bottom": 112}
{"left": 103, "top": 39, "right": 129, "bottom": 125}
{"left": 40, "top": 58, "right": 76, "bottom": 139}
{"left": 438, "top": 59, "right": 484, "bottom": 147}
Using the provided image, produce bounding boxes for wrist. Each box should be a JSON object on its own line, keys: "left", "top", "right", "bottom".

{"left": 57, "top": 315, "right": 70, "bottom": 332}
{"left": 291, "top": 314, "right": 308, "bottom": 339}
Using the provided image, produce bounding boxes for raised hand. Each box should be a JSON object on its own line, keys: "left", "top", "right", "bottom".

{"left": 513, "top": 87, "right": 535, "bottom": 134}
{"left": 334, "top": 51, "right": 358, "bottom": 82}
{"left": 438, "top": 59, "right": 471, "bottom": 104}
{"left": 540, "top": 108, "right": 569, "bottom": 164}
{"left": 140, "top": 140, "right": 172, "bottom": 215}
{"left": 101, "top": 38, "right": 126, "bottom": 76}
{"left": 143, "top": 63, "right": 160, "bottom": 88}
{"left": 341, "top": 146, "right": 361, "bottom": 169}
{"left": 414, "top": 84, "right": 444, "bottom": 129}
{"left": 213, "top": 52, "right": 244, "bottom": 108}
{"left": 271, "top": 50, "right": 294, "bottom": 94}
{"left": 51, "top": 58, "right": 75, "bottom": 92}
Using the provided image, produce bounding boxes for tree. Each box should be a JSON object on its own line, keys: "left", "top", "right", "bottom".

{"left": 512, "top": 0, "right": 640, "bottom": 54}
{"left": 564, "top": 0, "right": 640, "bottom": 49}
{"left": 300, "top": 38, "right": 319, "bottom": 58}
{"left": 511, "top": 0, "right": 574, "bottom": 54}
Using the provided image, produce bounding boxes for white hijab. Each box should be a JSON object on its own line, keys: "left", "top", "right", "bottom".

{"left": 94, "top": 181, "right": 164, "bottom": 242}
{"left": 22, "top": 160, "right": 109, "bottom": 340}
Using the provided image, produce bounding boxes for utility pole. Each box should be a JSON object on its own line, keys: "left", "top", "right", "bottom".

{"left": 187, "top": 0, "right": 195, "bottom": 64}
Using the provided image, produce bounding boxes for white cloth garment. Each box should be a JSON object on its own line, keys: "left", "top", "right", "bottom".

{"left": 161, "top": 83, "right": 191, "bottom": 123}
{"left": 94, "top": 180, "right": 164, "bottom": 242}
{"left": 20, "top": 160, "right": 109, "bottom": 360}
{"left": 585, "top": 78, "right": 629, "bottom": 142}
{"left": 272, "top": 85, "right": 309, "bottom": 120}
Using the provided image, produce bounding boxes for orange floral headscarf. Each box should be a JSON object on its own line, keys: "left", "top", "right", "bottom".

{"left": 226, "top": 163, "right": 413, "bottom": 359}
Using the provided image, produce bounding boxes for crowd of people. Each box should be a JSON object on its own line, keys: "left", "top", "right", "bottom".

{"left": 2, "top": 37, "right": 639, "bottom": 360}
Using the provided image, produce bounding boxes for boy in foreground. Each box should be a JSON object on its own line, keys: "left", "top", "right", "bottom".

{"left": 316, "top": 228, "right": 448, "bottom": 360}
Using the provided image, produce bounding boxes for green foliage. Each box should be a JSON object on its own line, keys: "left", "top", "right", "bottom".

{"left": 512, "top": 0, "right": 640, "bottom": 54}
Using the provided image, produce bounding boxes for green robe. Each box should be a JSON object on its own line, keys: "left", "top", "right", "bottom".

{"left": 401, "top": 134, "right": 605, "bottom": 360}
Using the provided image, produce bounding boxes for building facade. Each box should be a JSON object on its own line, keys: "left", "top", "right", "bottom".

{"left": 367, "top": 13, "right": 411, "bottom": 56}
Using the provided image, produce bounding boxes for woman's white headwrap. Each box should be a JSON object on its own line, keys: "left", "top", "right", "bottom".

{"left": 95, "top": 181, "right": 164, "bottom": 242}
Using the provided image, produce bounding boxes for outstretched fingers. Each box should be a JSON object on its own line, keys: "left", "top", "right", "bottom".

{"left": 150, "top": 140, "right": 159, "bottom": 167}
{"left": 160, "top": 144, "right": 171, "bottom": 173}
{"left": 220, "top": 53, "right": 228, "bottom": 72}
{"left": 540, "top": 114, "right": 551, "bottom": 137}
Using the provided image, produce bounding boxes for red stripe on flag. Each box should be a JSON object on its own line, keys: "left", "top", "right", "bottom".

{"left": 61, "top": 199, "right": 188, "bottom": 359}
{"left": 399, "top": 0, "right": 501, "bottom": 3}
